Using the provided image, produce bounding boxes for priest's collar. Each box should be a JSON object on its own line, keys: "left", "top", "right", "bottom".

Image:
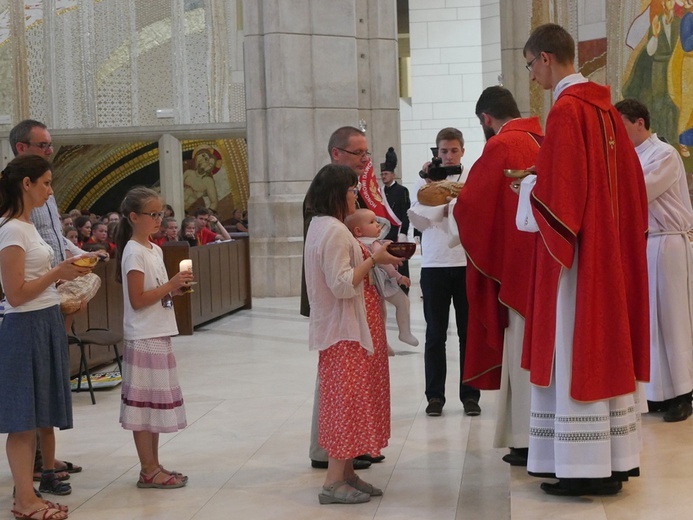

{"left": 553, "top": 73, "right": 588, "bottom": 99}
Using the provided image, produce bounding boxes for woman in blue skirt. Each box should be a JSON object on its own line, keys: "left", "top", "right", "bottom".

{"left": 0, "top": 155, "right": 93, "bottom": 520}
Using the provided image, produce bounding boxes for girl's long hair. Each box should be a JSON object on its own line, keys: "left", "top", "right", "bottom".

{"left": 0, "top": 155, "right": 52, "bottom": 229}
{"left": 115, "top": 186, "right": 160, "bottom": 283}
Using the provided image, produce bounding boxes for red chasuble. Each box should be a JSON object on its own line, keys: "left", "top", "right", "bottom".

{"left": 454, "top": 117, "right": 542, "bottom": 389}
{"left": 522, "top": 82, "right": 650, "bottom": 402}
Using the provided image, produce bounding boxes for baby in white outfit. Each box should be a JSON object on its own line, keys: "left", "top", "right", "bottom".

{"left": 345, "top": 209, "right": 418, "bottom": 347}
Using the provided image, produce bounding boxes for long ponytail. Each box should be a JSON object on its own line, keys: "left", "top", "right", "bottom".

{"left": 115, "top": 186, "right": 159, "bottom": 283}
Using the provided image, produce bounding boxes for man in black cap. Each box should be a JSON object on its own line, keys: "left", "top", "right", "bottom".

{"left": 379, "top": 147, "right": 411, "bottom": 293}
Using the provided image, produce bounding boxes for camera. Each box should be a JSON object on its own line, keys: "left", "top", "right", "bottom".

{"left": 419, "top": 147, "right": 463, "bottom": 182}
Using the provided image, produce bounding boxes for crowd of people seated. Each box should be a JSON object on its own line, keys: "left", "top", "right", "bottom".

{"left": 56, "top": 205, "right": 248, "bottom": 257}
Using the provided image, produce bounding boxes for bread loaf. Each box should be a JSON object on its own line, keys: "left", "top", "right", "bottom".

{"left": 417, "top": 180, "right": 463, "bottom": 206}
{"left": 57, "top": 273, "right": 102, "bottom": 315}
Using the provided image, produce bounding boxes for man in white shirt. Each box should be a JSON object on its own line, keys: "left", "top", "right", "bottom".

{"left": 409, "top": 127, "right": 481, "bottom": 417}
{"left": 616, "top": 98, "right": 693, "bottom": 422}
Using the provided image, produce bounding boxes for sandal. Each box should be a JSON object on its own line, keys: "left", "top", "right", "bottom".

{"left": 14, "top": 502, "right": 67, "bottom": 514}
{"left": 346, "top": 475, "right": 383, "bottom": 496}
{"left": 136, "top": 469, "right": 186, "bottom": 489}
{"left": 38, "top": 473, "right": 72, "bottom": 496}
{"left": 11, "top": 505, "right": 67, "bottom": 519}
{"left": 318, "top": 480, "right": 370, "bottom": 504}
{"left": 55, "top": 461, "right": 81, "bottom": 474}
{"left": 159, "top": 465, "right": 188, "bottom": 483}
{"left": 33, "top": 471, "right": 69, "bottom": 483}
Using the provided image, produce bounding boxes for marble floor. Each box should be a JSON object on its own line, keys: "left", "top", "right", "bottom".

{"left": 2, "top": 262, "right": 693, "bottom": 520}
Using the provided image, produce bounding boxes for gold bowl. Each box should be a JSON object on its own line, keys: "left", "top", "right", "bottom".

{"left": 503, "top": 169, "right": 532, "bottom": 178}
{"left": 73, "top": 255, "right": 98, "bottom": 268}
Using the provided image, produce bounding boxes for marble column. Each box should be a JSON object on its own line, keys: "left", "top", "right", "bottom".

{"left": 158, "top": 134, "right": 185, "bottom": 220}
{"left": 243, "top": 0, "right": 400, "bottom": 297}
{"left": 500, "top": 0, "right": 533, "bottom": 117}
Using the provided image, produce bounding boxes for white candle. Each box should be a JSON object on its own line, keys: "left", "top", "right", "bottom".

{"left": 179, "top": 259, "right": 192, "bottom": 272}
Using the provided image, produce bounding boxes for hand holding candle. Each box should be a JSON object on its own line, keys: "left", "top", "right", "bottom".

{"left": 179, "top": 259, "right": 192, "bottom": 273}
{"left": 178, "top": 259, "right": 196, "bottom": 293}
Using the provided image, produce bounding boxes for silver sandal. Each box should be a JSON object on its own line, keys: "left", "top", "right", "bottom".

{"left": 347, "top": 475, "right": 383, "bottom": 496}
{"left": 318, "top": 480, "right": 371, "bottom": 504}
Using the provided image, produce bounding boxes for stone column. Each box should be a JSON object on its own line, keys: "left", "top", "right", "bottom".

{"left": 158, "top": 134, "right": 185, "bottom": 219}
{"left": 500, "top": 0, "right": 533, "bottom": 116}
{"left": 243, "top": 0, "right": 400, "bottom": 297}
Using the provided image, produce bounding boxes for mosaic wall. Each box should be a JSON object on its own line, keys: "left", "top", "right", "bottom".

{"left": 51, "top": 138, "right": 249, "bottom": 222}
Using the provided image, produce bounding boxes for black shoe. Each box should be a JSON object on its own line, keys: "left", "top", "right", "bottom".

{"left": 355, "top": 454, "right": 385, "bottom": 463}
{"left": 540, "top": 478, "right": 622, "bottom": 497}
{"left": 663, "top": 399, "right": 693, "bottom": 422}
{"left": 647, "top": 400, "right": 667, "bottom": 413}
{"left": 311, "top": 459, "right": 372, "bottom": 470}
{"left": 38, "top": 472, "right": 72, "bottom": 496}
{"left": 462, "top": 399, "right": 481, "bottom": 416}
{"left": 426, "top": 398, "right": 443, "bottom": 416}
{"left": 502, "top": 447, "right": 528, "bottom": 466}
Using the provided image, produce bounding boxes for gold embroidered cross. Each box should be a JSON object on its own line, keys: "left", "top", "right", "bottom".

{"left": 608, "top": 137, "right": 615, "bottom": 149}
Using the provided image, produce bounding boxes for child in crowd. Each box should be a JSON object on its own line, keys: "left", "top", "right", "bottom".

{"left": 150, "top": 217, "right": 178, "bottom": 246}
{"left": 73, "top": 216, "right": 92, "bottom": 248}
{"left": 162, "top": 217, "right": 178, "bottom": 242}
{"left": 88, "top": 222, "right": 116, "bottom": 257}
{"left": 115, "top": 187, "right": 193, "bottom": 489}
{"left": 345, "top": 209, "right": 418, "bottom": 347}
{"left": 178, "top": 217, "right": 196, "bottom": 247}
{"left": 107, "top": 221, "right": 118, "bottom": 245}
{"left": 64, "top": 226, "right": 79, "bottom": 246}
{"left": 61, "top": 214, "right": 73, "bottom": 229}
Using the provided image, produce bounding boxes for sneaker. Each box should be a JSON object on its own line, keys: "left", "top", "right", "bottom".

{"left": 462, "top": 399, "right": 481, "bottom": 416}
{"left": 425, "top": 398, "right": 443, "bottom": 416}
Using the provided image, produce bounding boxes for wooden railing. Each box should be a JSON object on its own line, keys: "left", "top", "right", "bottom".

{"left": 161, "top": 239, "right": 252, "bottom": 334}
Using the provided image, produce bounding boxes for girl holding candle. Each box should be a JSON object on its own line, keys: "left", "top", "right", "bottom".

{"left": 114, "top": 187, "right": 193, "bottom": 489}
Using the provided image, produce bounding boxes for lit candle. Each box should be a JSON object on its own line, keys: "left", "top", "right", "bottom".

{"left": 179, "top": 259, "right": 192, "bottom": 272}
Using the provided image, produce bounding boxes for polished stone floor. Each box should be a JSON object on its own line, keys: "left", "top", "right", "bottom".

{"left": 1, "top": 263, "right": 692, "bottom": 519}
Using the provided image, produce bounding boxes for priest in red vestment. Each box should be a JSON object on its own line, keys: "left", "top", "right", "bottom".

{"left": 517, "top": 23, "right": 650, "bottom": 497}
{"left": 454, "top": 86, "right": 542, "bottom": 467}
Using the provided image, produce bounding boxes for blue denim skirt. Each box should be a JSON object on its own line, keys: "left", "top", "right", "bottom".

{"left": 0, "top": 305, "right": 73, "bottom": 433}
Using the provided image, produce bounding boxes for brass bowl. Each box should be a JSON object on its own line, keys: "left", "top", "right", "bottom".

{"left": 386, "top": 242, "right": 416, "bottom": 260}
{"left": 503, "top": 169, "right": 532, "bottom": 178}
{"left": 73, "top": 255, "right": 98, "bottom": 268}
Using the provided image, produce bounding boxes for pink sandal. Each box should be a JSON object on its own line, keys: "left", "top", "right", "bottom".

{"left": 136, "top": 469, "right": 186, "bottom": 489}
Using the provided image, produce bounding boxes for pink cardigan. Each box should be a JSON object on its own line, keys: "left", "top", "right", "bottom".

{"left": 304, "top": 216, "right": 373, "bottom": 353}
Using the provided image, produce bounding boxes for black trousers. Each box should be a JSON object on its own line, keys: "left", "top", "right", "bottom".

{"left": 420, "top": 266, "right": 480, "bottom": 404}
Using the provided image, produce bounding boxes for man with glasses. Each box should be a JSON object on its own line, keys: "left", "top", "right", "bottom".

{"left": 303, "top": 126, "right": 376, "bottom": 470}
{"left": 409, "top": 127, "right": 481, "bottom": 418}
{"left": 10, "top": 120, "right": 92, "bottom": 265}
{"left": 517, "top": 23, "right": 649, "bottom": 496}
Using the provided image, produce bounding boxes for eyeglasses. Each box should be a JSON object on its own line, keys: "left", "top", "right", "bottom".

{"left": 21, "top": 141, "right": 53, "bottom": 151}
{"left": 337, "top": 148, "right": 371, "bottom": 158}
{"left": 348, "top": 183, "right": 363, "bottom": 196}
{"left": 525, "top": 55, "right": 539, "bottom": 72}
{"left": 139, "top": 211, "right": 165, "bottom": 219}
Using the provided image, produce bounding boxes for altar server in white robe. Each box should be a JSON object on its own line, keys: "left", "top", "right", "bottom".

{"left": 617, "top": 98, "right": 693, "bottom": 423}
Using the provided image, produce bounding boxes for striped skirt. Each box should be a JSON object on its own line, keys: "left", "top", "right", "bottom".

{"left": 119, "top": 337, "right": 187, "bottom": 433}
